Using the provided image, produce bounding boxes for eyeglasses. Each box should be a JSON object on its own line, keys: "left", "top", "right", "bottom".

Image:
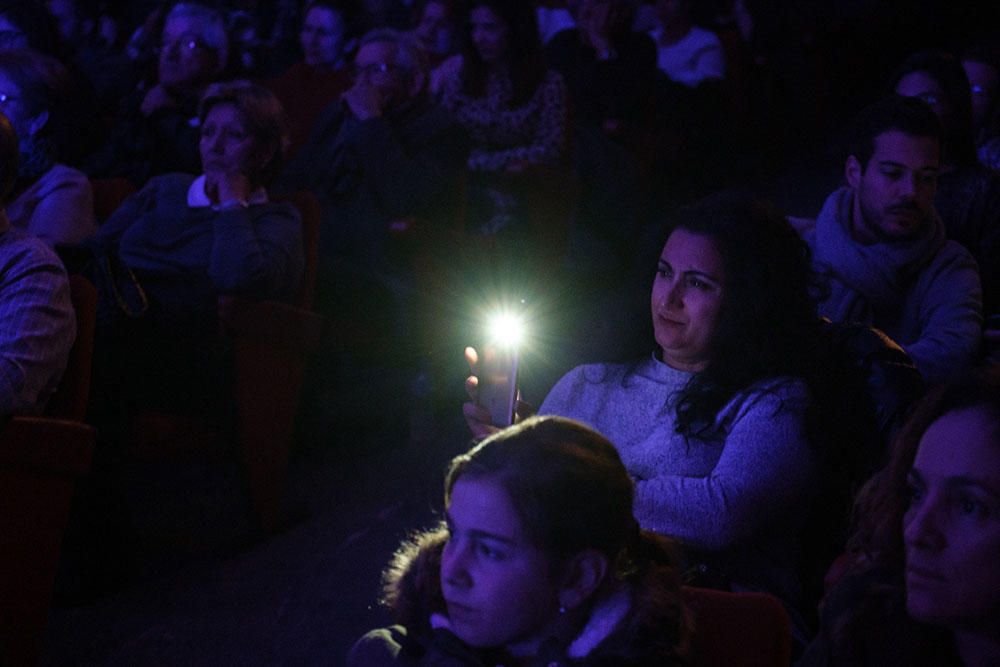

{"left": 353, "top": 61, "right": 399, "bottom": 77}
{"left": 157, "top": 37, "right": 209, "bottom": 55}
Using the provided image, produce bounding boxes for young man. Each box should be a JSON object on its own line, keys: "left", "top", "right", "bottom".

{"left": 794, "top": 95, "right": 982, "bottom": 385}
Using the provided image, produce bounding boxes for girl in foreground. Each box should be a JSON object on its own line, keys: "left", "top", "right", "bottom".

{"left": 349, "top": 416, "right": 690, "bottom": 665}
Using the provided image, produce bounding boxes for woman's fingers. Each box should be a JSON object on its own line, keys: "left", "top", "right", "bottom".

{"left": 464, "top": 346, "right": 478, "bottom": 372}
{"left": 465, "top": 374, "right": 478, "bottom": 401}
{"left": 463, "top": 401, "right": 497, "bottom": 440}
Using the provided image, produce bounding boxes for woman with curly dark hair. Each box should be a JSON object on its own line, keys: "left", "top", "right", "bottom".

{"left": 800, "top": 367, "right": 1000, "bottom": 666}
{"left": 349, "top": 416, "right": 691, "bottom": 665}
{"left": 465, "top": 192, "right": 832, "bottom": 618}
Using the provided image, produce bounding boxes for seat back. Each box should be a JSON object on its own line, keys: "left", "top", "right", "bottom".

{"left": 274, "top": 190, "right": 320, "bottom": 311}
{"left": 681, "top": 586, "right": 791, "bottom": 667}
{"left": 46, "top": 275, "right": 98, "bottom": 421}
{"left": 0, "top": 417, "right": 95, "bottom": 667}
{"left": 90, "top": 177, "right": 136, "bottom": 223}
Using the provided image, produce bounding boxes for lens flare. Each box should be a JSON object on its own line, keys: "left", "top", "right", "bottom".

{"left": 487, "top": 312, "right": 525, "bottom": 348}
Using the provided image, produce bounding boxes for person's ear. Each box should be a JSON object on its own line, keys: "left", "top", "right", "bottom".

{"left": 845, "top": 155, "right": 863, "bottom": 189}
{"left": 27, "top": 110, "right": 49, "bottom": 137}
{"left": 557, "top": 549, "right": 609, "bottom": 611}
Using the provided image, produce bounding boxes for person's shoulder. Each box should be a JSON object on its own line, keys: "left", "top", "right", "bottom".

{"left": 688, "top": 26, "right": 724, "bottom": 47}
{"left": 0, "top": 227, "right": 65, "bottom": 275}
{"left": 346, "top": 626, "right": 416, "bottom": 666}
{"left": 40, "top": 163, "right": 90, "bottom": 187}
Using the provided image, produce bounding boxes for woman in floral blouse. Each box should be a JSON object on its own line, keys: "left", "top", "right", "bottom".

{"left": 439, "top": 0, "right": 569, "bottom": 236}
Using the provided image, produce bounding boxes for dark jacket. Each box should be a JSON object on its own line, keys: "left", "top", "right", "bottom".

{"left": 347, "top": 531, "right": 689, "bottom": 667}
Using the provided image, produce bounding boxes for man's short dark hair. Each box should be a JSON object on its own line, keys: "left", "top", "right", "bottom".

{"left": 0, "top": 112, "right": 18, "bottom": 202}
{"left": 847, "top": 95, "right": 943, "bottom": 170}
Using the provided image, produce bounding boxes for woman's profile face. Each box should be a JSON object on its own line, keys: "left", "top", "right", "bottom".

{"left": 441, "top": 476, "right": 563, "bottom": 655}
{"left": 199, "top": 103, "right": 261, "bottom": 177}
{"left": 469, "top": 6, "right": 508, "bottom": 65}
{"left": 650, "top": 229, "right": 725, "bottom": 372}
{"left": 903, "top": 406, "right": 1000, "bottom": 627}
{"left": 300, "top": 6, "right": 346, "bottom": 68}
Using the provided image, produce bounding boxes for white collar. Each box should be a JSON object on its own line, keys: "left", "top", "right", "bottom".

{"left": 187, "top": 174, "right": 268, "bottom": 209}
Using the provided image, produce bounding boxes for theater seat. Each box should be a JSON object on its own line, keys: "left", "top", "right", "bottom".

{"left": 0, "top": 417, "right": 95, "bottom": 667}
{"left": 681, "top": 586, "right": 791, "bottom": 667}
{"left": 45, "top": 275, "right": 97, "bottom": 422}
{"left": 89, "top": 177, "right": 136, "bottom": 223}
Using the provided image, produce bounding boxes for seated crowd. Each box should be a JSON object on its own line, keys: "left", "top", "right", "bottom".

{"left": 0, "top": 0, "right": 998, "bottom": 664}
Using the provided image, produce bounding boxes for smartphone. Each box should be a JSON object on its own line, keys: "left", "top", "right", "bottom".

{"left": 477, "top": 343, "right": 520, "bottom": 427}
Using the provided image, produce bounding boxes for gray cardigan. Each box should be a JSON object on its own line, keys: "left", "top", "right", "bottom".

{"left": 539, "top": 356, "right": 817, "bottom": 605}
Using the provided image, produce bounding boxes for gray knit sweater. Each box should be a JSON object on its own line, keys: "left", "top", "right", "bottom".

{"left": 539, "top": 355, "right": 817, "bottom": 604}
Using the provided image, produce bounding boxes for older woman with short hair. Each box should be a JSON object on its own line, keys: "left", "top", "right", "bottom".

{"left": 90, "top": 81, "right": 303, "bottom": 415}
{"left": 0, "top": 47, "right": 96, "bottom": 245}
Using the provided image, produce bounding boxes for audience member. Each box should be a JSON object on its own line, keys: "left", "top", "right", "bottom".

{"left": 649, "top": 0, "right": 725, "bottom": 88}
{"left": 890, "top": 51, "right": 1000, "bottom": 326}
{"left": 410, "top": 0, "right": 460, "bottom": 68}
{"left": 793, "top": 95, "right": 982, "bottom": 386}
{"left": 277, "top": 27, "right": 467, "bottom": 273}
{"left": 45, "top": 0, "right": 138, "bottom": 113}
{"left": 962, "top": 41, "right": 1000, "bottom": 170}
{"left": 466, "top": 193, "right": 827, "bottom": 622}
{"left": 85, "top": 1, "right": 230, "bottom": 186}
{"left": 264, "top": 0, "right": 356, "bottom": 157}
{"left": 0, "top": 0, "right": 61, "bottom": 55}
{"left": 348, "top": 416, "right": 691, "bottom": 665}
{"left": 90, "top": 81, "right": 303, "bottom": 415}
{"left": 0, "top": 110, "right": 76, "bottom": 415}
{"left": 440, "top": 0, "right": 569, "bottom": 236}
{"left": 800, "top": 366, "right": 1000, "bottom": 666}
{"left": 0, "top": 48, "right": 96, "bottom": 246}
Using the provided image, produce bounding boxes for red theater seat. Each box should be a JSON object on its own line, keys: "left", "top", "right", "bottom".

{"left": 681, "top": 586, "right": 792, "bottom": 667}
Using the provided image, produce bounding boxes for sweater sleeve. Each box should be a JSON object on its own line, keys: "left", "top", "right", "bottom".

{"left": 903, "top": 241, "right": 982, "bottom": 385}
{"left": 0, "top": 238, "right": 76, "bottom": 415}
{"left": 467, "top": 71, "right": 570, "bottom": 172}
{"left": 207, "top": 202, "right": 304, "bottom": 300}
{"left": 633, "top": 380, "right": 816, "bottom": 550}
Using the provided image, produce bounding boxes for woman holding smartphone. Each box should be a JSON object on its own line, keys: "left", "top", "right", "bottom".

{"left": 465, "top": 193, "right": 848, "bottom": 628}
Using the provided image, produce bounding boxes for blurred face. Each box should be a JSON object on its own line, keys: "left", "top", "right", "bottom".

{"left": 159, "top": 15, "right": 220, "bottom": 89}
{"left": 847, "top": 130, "right": 940, "bottom": 243}
{"left": 0, "top": 14, "right": 29, "bottom": 49}
{"left": 470, "top": 6, "right": 508, "bottom": 65}
{"left": 650, "top": 229, "right": 725, "bottom": 372}
{"left": 47, "top": 0, "right": 80, "bottom": 44}
{"left": 895, "top": 70, "right": 951, "bottom": 123}
{"left": 354, "top": 40, "right": 408, "bottom": 107}
{"left": 0, "top": 70, "right": 41, "bottom": 140}
{"left": 963, "top": 59, "right": 1000, "bottom": 130}
{"left": 414, "top": 1, "right": 454, "bottom": 55}
{"left": 300, "top": 6, "right": 346, "bottom": 67}
{"left": 441, "top": 477, "right": 562, "bottom": 655}
{"left": 199, "top": 103, "right": 259, "bottom": 176}
{"left": 904, "top": 407, "right": 1000, "bottom": 629}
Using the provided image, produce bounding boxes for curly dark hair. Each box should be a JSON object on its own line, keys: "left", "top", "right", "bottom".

{"left": 662, "top": 191, "right": 824, "bottom": 439}
{"left": 888, "top": 50, "right": 977, "bottom": 168}
{"left": 460, "top": 0, "right": 544, "bottom": 106}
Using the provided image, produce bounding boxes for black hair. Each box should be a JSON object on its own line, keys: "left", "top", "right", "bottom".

{"left": 0, "top": 111, "right": 18, "bottom": 200}
{"left": 847, "top": 94, "right": 943, "bottom": 170}
{"left": 460, "top": 0, "right": 544, "bottom": 105}
{"left": 662, "top": 191, "right": 823, "bottom": 440}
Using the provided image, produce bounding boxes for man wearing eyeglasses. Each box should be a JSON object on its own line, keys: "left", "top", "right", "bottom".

{"left": 277, "top": 27, "right": 468, "bottom": 269}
